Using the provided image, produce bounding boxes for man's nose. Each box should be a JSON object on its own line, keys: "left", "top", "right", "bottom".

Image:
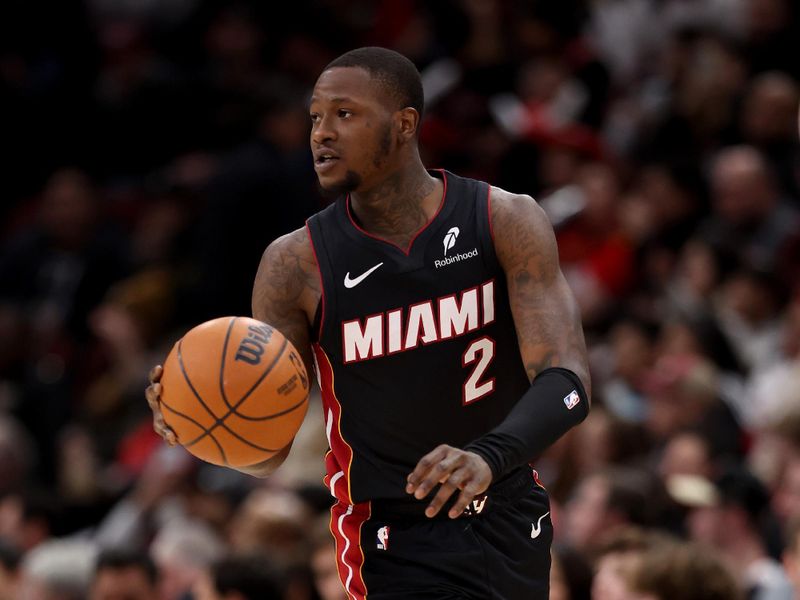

{"left": 311, "top": 116, "right": 336, "bottom": 145}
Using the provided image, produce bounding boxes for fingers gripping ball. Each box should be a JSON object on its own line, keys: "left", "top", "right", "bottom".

{"left": 160, "top": 317, "right": 309, "bottom": 467}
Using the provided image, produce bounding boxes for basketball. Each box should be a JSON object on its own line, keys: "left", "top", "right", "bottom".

{"left": 160, "top": 316, "right": 310, "bottom": 467}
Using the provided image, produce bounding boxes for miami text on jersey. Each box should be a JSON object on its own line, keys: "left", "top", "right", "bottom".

{"left": 342, "top": 280, "right": 495, "bottom": 363}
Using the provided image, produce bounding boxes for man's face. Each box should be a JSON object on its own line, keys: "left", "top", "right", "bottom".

{"left": 309, "top": 67, "right": 397, "bottom": 196}
{"left": 563, "top": 474, "right": 610, "bottom": 551}
{"left": 592, "top": 552, "right": 643, "bottom": 600}
{"left": 89, "top": 567, "right": 157, "bottom": 600}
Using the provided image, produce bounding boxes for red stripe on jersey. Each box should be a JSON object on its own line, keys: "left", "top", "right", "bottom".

{"left": 314, "top": 343, "right": 354, "bottom": 504}
{"left": 305, "top": 221, "right": 326, "bottom": 336}
{"left": 330, "top": 501, "right": 370, "bottom": 600}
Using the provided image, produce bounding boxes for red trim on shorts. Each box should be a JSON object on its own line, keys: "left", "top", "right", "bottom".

{"left": 330, "top": 501, "right": 371, "bottom": 600}
{"left": 345, "top": 169, "right": 448, "bottom": 256}
{"left": 314, "top": 343, "right": 354, "bottom": 504}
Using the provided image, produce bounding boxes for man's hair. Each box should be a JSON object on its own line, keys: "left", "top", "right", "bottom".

{"left": 630, "top": 542, "right": 741, "bottom": 600}
{"left": 94, "top": 548, "right": 158, "bottom": 586}
{"left": 324, "top": 47, "right": 424, "bottom": 118}
{"left": 22, "top": 539, "right": 97, "bottom": 600}
{"left": 213, "top": 554, "right": 284, "bottom": 600}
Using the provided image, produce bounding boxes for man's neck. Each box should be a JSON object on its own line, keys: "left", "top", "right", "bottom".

{"left": 349, "top": 160, "right": 441, "bottom": 243}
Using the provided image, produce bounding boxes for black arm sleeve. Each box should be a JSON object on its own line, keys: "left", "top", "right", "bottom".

{"left": 463, "top": 367, "right": 589, "bottom": 481}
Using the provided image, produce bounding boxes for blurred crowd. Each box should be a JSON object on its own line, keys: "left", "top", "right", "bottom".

{"left": 1, "top": 0, "right": 799, "bottom": 599}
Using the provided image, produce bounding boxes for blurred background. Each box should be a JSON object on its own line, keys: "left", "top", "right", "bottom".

{"left": 1, "top": 0, "right": 799, "bottom": 599}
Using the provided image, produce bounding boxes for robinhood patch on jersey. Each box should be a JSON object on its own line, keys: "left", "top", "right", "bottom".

{"left": 434, "top": 247, "right": 478, "bottom": 269}
{"left": 342, "top": 279, "right": 496, "bottom": 363}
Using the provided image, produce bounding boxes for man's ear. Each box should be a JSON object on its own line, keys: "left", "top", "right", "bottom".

{"left": 395, "top": 107, "right": 420, "bottom": 142}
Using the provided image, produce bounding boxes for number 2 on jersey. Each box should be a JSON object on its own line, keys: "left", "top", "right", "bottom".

{"left": 462, "top": 336, "right": 495, "bottom": 404}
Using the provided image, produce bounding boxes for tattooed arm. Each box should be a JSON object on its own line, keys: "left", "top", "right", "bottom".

{"left": 145, "top": 226, "right": 320, "bottom": 478}
{"left": 250, "top": 226, "right": 320, "bottom": 385}
{"left": 406, "top": 188, "right": 590, "bottom": 518}
{"left": 491, "top": 188, "right": 590, "bottom": 392}
{"left": 235, "top": 226, "right": 321, "bottom": 477}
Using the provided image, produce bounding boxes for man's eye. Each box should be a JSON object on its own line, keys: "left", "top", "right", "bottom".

{"left": 310, "top": 114, "right": 319, "bottom": 123}
{"left": 338, "top": 110, "right": 352, "bottom": 118}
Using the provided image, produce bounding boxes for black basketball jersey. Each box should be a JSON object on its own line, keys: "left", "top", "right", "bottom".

{"left": 306, "top": 170, "right": 530, "bottom": 505}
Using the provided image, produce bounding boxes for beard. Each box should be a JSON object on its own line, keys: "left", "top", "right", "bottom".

{"left": 317, "top": 169, "right": 362, "bottom": 199}
{"left": 316, "top": 123, "right": 393, "bottom": 199}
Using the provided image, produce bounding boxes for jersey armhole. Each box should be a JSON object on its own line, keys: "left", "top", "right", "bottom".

{"left": 305, "top": 219, "right": 329, "bottom": 344}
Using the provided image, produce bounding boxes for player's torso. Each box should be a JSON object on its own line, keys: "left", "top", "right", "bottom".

{"left": 306, "top": 170, "right": 529, "bottom": 504}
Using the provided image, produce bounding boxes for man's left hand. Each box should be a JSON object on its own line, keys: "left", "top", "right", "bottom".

{"left": 406, "top": 445, "right": 492, "bottom": 518}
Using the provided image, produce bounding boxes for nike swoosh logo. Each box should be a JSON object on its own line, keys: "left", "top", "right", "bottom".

{"left": 344, "top": 262, "right": 384, "bottom": 289}
{"left": 531, "top": 511, "right": 550, "bottom": 539}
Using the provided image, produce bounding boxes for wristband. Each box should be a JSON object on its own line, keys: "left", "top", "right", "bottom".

{"left": 463, "top": 367, "right": 589, "bottom": 480}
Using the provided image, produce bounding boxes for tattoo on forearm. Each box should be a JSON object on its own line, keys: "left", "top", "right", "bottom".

{"left": 492, "top": 189, "right": 590, "bottom": 391}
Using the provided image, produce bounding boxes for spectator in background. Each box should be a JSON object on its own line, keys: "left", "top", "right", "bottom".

{"left": 227, "top": 487, "right": 310, "bottom": 558}
{"left": 190, "top": 84, "right": 320, "bottom": 320}
{"left": 550, "top": 544, "right": 592, "bottom": 600}
{"left": 783, "top": 517, "right": 800, "bottom": 595}
{"left": 738, "top": 71, "right": 800, "bottom": 196}
{"left": 749, "top": 412, "right": 800, "bottom": 514}
{"left": 308, "top": 515, "right": 345, "bottom": 600}
{"left": 625, "top": 540, "right": 742, "bottom": 600}
{"left": 597, "top": 317, "right": 659, "bottom": 423}
{"left": 0, "top": 415, "right": 36, "bottom": 497}
{"left": 0, "top": 491, "right": 58, "bottom": 554}
{"left": 687, "top": 466, "right": 793, "bottom": 600}
{"left": 555, "top": 162, "right": 635, "bottom": 325}
{"left": 0, "top": 540, "right": 21, "bottom": 600}
{"left": 703, "top": 145, "right": 799, "bottom": 272}
{"left": 192, "top": 554, "right": 284, "bottom": 600}
{"left": 716, "top": 266, "right": 787, "bottom": 375}
{"left": 745, "top": 290, "right": 800, "bottom": 429}
{"left": 0, "top": 168, "right": 130, "bottom": 483}
{"left": 641, "top": 353, "right": 742, "bottom": 461}
{"left": 89, "top": 548, "right": 160, "bottom": 600}
{"left": 591, "top": 527, "right": 668, "bottom": 600}
{"left": 561, "top": 467, "right": 670, "bottom": 555}
{"left": 151, "top": 520, "right": 225, "bottom": 600}
{"left": 658, "top": 430, "right": 715, "bottom": 481}
{"left": 227, "top": 487, "right": 314, "bottom": 599}
{"left": 773, "top": 450, "right": 800, "bottom": 528}
{"left": 17, "top": 538, "right": 96, "bottom": 600}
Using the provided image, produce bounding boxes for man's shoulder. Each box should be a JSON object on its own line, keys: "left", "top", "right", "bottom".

{"left": 262, "top": 225, "right": 316, "bottom": 268}
{"left": 487, "top": 185, "right": 547, "bottom": 232}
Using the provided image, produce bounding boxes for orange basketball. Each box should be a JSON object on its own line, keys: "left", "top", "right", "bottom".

{"left": 160, "top": 316, "right": 309, "bottom": 467}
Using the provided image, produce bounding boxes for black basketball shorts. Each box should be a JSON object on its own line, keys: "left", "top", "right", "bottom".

{"left": 328, "top": 467, "right": 552, "bottom": 599}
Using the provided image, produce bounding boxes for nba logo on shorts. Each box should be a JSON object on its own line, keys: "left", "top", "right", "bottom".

{"left": 564, "top": 390, "right": 580, "bottom": 410}
{"left": 376, "top": 526, "right": 390, "bottom": 550}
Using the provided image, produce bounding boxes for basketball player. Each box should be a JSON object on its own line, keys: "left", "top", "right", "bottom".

{"left": 147, "top": 47, "right": 591, "bottom": 599}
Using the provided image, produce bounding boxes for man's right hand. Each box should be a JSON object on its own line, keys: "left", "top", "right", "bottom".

{"left": 145, "top": 365, "right": 178, "bottom": 446}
